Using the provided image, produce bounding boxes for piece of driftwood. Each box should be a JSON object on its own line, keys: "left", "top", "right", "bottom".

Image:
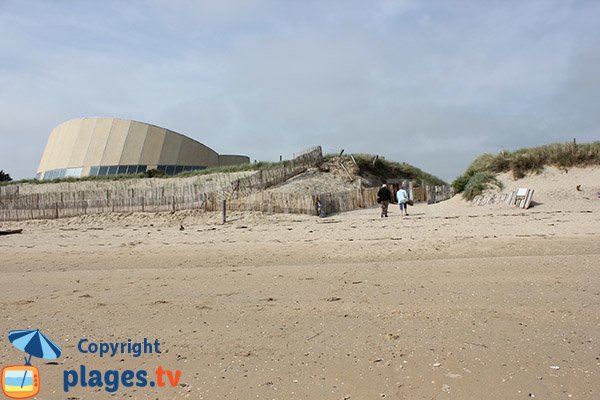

{"left": 0, "top": 229, "right": 22, "bottom": 236}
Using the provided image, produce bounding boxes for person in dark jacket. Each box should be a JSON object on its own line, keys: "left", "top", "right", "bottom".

{"left": 377, "top": 184, "right": 392, "bottom": 217}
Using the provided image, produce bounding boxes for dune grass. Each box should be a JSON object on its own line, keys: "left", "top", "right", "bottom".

{"left": 0, "top": 161, "right": 286, "bottom": 187}
{"left": 174, "top": 160, "right": 284, "bottom": 178}
{"left": 453, "top": 140, "right": 600, "bottom": 200}
{"left": 1, "top": 173, "right": 148, "bottom": 186}
{"left": 344, "top": 153, "right": 446, "bottom": 186}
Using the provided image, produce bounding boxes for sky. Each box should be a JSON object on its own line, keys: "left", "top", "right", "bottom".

{"left": 1, "top": 0, "right": 599, "bottom": 182}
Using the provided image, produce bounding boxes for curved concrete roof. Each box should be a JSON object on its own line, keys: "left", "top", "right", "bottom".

{"left": 37, "top": 117, "right": 248, "bottom": 178}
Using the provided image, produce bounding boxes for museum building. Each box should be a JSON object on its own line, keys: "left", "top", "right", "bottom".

{"left": 36, "top": 117, "right": 249, "bottom": 180}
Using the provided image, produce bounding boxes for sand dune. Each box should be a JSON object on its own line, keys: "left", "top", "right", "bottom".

{"left": 487, "top": 166, "right": 600, "bottom": 209}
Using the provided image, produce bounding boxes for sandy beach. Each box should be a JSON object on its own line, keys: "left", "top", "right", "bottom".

{"left": 1, "top": 167, "right": 599, "bottom": 399}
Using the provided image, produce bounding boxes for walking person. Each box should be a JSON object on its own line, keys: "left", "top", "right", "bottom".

{"left": 397, "top": 185, "right": 409, "bottom": 217}
{"left": 377, "top": 184, "right": 391, "bottom": 218}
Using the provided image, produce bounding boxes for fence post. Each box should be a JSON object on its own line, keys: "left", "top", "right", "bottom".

{"left": 221, "top": 199, "right": 226, "bottom": 224}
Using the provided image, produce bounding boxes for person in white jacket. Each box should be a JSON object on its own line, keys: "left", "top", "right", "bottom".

{"left": 396, "top": 186, "right": 409, "bottom": 217}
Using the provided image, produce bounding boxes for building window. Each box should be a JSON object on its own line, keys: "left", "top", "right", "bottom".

{"left": 65, "top": 168, "right": 82, "bottom": 178}
{"left": 41, "top": 164, "right": 206, "bottom": 180}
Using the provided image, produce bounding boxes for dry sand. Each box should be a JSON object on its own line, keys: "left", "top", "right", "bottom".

{"left": 0, "top": 167, "right": 599, "bottom": 399}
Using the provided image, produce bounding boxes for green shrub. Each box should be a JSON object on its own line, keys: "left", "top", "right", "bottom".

{"left": 144, "top": 169, "right": 166, "bottom": 178}
{"left": 0, "top": 170, "right": 12, "bottom": 182}
{"left": 452, "top": 169, "right": 474, "bottom": 193}
{"left": 462, "top": 172, "right": 503, "bottom": 201}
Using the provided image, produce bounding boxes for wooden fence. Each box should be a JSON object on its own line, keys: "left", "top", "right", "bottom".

{"left": 0, "top": 146, "right": 355, "bottom": 221}
{"left": 0, "top": 185, "right": 379, "bottom": 221}
{"left": 0, "top": 185, "right": 19, "bottom": 198}
{"left": 227, "top": 187, "right": 379, "bottom": 215}
{"left": 472, "top": 188, "right": 535, "bottom": 209}
{"left": 425, "top": 185, "right": 454, "bottom": 204}
{"left": 1, "top": 145, "right": 452, "bottom": 221}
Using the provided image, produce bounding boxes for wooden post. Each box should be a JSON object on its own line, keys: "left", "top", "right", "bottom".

{"left": 339, "top": 161, "right": 353, "bottom": 181}
{"left": 221, "top": 199, "right": 226, "bottom": 224}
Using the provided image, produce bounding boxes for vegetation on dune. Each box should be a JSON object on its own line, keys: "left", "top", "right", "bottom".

{"left": 338, "top": 153, "right": 447, "bottom": 187}
{"left": 3, "top": 151, "right": 448, "bottom": 188}
{"left": 0, "top": 161, "right": 287, "bottom": 186}
{"left": 460, "top": 171, "right": 503, "bottom": 201}
{"left": 453, "top": 140, "right": 600, "bottom": 200}
{"left": 2, "top": 173, "right": 148, "bottom": 186}
{"left": 174, "top": 160, "right": 284, "bottom": 178}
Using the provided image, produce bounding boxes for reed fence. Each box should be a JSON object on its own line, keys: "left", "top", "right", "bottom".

{"left": 0, "top": 185, "right": 379, "bottom": 221}
{"left": 0, "top": 146, "right": 358, "bottom": 221}
{"left": 0, "top": 146, "right": 450, "bottom": 221}
{"left": 227, "top": 187, "right": 379, "bottom": 215}
{"left": 425, "top": 185, "right": 454, "bottom": 204}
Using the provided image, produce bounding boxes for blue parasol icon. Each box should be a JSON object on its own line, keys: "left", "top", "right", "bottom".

{"left": 8, "top": 329, "right": 62, "bottom": 364}
{"left": 8, "top": 329, "right": 62, "bottom": 388}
